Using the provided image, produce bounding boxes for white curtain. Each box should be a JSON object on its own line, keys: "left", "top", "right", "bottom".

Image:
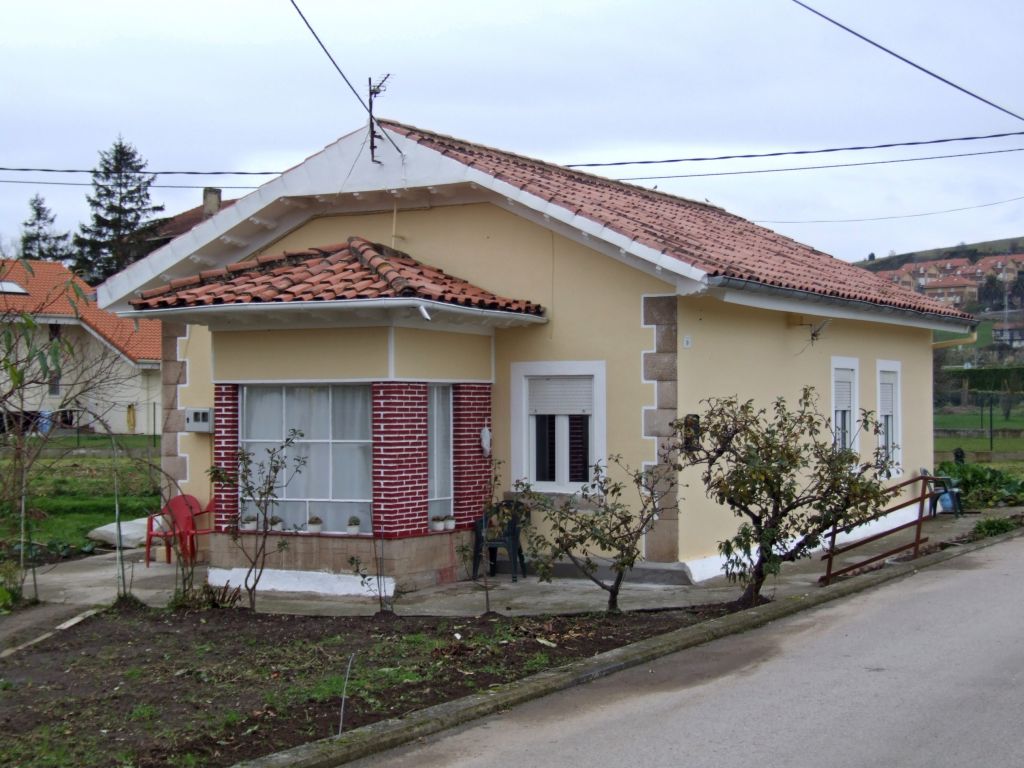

{"left": 428, "top": 385, "right": 452, "bottom": 515}
{"left": 332, "top": 443, "right": 372, "bottom": 500}
{"left": 243, "top": 387, "right": 282, "bottom": 439}
{"left": 332, "top": 385, "right": 371, "bottom": 440}
{"left": 285, "top": 386, "right": 330, "bottom": 440}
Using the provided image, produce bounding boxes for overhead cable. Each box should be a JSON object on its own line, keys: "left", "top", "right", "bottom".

{"left": 567, "top": 129, "right": 1024, "bottom": 168}
{"left": 755, "top": 193, "right": 1024, "bottom": 224}
{"left": 287, "top": 0, "right": 403, "bottom": 157}
{"left": 791, "top": 0, "right": 1024, "bottom": 123}
{"left": 616, "top": 146, "right": 1024, "bottom": 181}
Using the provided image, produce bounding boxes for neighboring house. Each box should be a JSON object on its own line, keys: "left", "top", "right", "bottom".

{"left": 993, "top": 322, "right": 1024, "bottom": 348}
{"left": 921, "top": 275, "right": 979, "bottom": 307}
{"left": 0, "top": 259, "right": 161, "bottom": 435}
{"left": 99, "top": 121, "right": 975, "bottom": 588}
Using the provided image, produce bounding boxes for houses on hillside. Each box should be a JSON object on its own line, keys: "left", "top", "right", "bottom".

{"left": 98, "top": 120, "right": 975, "bottom": 589}
{"left": 875, "top": 254, "right": 1024, "bottom": 308}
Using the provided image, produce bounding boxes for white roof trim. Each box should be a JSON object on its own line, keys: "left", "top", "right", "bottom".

{"left": 97, "top": 124, "right": 707, "bottom": 312}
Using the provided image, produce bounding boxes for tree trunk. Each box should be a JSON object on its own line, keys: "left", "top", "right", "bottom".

{"left": 738, "top": 557, "right": 767, "bottom": 607}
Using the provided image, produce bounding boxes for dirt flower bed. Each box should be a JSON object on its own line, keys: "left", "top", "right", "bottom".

{"left": 0, "top": 600, "right": 735, "bottom": 767}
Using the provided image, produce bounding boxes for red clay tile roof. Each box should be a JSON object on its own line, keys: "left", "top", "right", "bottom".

{"left": 381, "top": 120, "right": 973, "bottom": 323}
{"left": 0, "top": 260, "right": 160, "bottom": 362}
{"left": 130, "top": 237, "right": 544, "bottom": 316}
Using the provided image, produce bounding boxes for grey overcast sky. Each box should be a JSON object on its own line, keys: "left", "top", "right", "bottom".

{"left": 3, "top": 0, "right": 1024, "bottom": 267}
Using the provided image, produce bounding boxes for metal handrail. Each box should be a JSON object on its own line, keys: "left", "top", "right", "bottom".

{"left": 820, "top": 474, "right": 938, "bottom": 586}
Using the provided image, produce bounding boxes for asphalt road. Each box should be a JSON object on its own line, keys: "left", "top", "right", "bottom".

{"left": 352, "top": 536, "right": 1024, "bottom": 768}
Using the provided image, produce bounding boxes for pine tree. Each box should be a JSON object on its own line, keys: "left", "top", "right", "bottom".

{"left": 73, "top": 137, "right": 164, "bottom": 284}
{"left": 20, "top": 194, "right": 71, "bottom": 263}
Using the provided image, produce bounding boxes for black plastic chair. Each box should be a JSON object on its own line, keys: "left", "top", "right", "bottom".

{"left": 920, "top": 468, "right": 963, "bottom": 517}
{"left": 472, "top": 500, "right": 528, "bottom": 582}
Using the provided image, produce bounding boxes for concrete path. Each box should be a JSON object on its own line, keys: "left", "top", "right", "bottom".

{"left": 345, "top": 534, "right": 1024, "bottom": 768}
{"left": 0, "top": 508, "right": 1009, "bottom": 652}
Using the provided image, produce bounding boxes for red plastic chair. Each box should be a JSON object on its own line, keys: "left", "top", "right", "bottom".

{"left": 144, "top": 495, "right": 213, "bottom": 566}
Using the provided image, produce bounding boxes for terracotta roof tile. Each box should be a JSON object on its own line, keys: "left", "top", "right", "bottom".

{"left": 0, "top": 260, "right": 161, "bottom": 362}
{"left": 129, "top": 237, "right": 545, "bottom": 317}
{"left": 380, "top": 120, "right": 972, "bottom": 323}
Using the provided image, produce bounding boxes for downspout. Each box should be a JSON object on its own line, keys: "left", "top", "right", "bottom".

{"left": 932, "top": 332, "right": 977, "bottom": 350}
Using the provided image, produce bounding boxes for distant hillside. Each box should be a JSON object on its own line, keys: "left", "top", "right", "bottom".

{"left": 857, "top": 235, "right": 1024, "bottom": 273}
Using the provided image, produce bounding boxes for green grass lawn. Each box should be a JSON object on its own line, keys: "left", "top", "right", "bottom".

{"left": 935, "top": 436, "right": 1024, "bottom": 453}
{"left": 935, "top": 404, "right": 1024, "bottom": 431}
{"left": 934, "top": 319, "right": 992, "bottom": 347}
{"left": 0, "top": 455, "right": 160, "bottom": 549}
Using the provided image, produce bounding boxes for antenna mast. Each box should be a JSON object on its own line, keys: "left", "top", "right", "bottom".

{"left": 368, "top": 74, "right": 391, "bottom": 163}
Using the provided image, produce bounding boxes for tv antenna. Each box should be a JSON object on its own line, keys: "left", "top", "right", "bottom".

{"left": 369, "top": 74, "right": 391, "bottom": 163}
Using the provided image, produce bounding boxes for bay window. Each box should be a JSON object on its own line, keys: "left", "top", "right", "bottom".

{"left": 240, "top": 384, "right": 371, "bottom": 532}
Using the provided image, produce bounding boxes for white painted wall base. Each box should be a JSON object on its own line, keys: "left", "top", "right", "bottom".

{"left": 207, "top": 567, "right": 395, "bottom": 597}
{"left": 683, "top": 506, "right": 922, "bottom": 584}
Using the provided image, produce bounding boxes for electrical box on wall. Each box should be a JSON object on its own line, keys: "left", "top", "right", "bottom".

{"left": 185, "top": 408, "right": 214, "bottom": 433}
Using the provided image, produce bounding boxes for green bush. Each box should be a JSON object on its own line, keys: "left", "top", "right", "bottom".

{"left": 971, "top": 517, "right": 1019, "bottom": 538}
{"left": 937, "top": 462, "right": 1024, "bottom": 508}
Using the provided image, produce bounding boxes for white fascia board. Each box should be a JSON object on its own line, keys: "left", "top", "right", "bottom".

{"left": 99, "top": 129, "right": 474, "bottom": 312}
{"left": 716, "top": 286, "right": 976, "bottom": 333}
{"left": 119, "top": 297, "right": 547, "bottom": 330}
{"left": 99, "top": 123, "right": 708, "bottom": 311}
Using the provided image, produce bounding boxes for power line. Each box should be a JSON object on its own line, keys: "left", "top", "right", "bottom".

{"left": 287, "top": 0, "right": 403, "bottom": 158}
{"left": 755, "top": 193, "right": 1024, "bottom": 225}
{"left": 0, "top": 178, "right": 259, "bottom": 190}
{"left": 616, "top": 146, "right": 1024, "bottom": 181}
{"left": 5, "top": 129, "right": 1024, "bottom": 178}
{"left": 791, "top": 0, "right": 1024, "bottom": 123}
{"left": 567, "top": 129, "right": 1024, "bottom": 169}
{"left": 0, "top": 167, "right": 277, "bottom": 176}
{"left": 7, "top": 144, "right": 1020, "bottom": 190}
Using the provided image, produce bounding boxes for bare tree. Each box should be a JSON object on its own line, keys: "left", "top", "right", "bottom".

{"left": 207, "top": 431, "right": 305, "bottom": 611}
{"left": 0, "top": 259, "right": 147, "bottom": 597}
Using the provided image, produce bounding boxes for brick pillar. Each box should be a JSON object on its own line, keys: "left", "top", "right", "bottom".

{"left": 453, "top": 384, "right": 492, "bottom": 528}
{"left": 372, "top": 382, "right": 428, "bottom": 538}
{"left": 212, "top": 384, "right": 239, "bottom": 532}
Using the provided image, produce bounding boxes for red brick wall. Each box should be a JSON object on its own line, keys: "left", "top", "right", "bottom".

{"left": 213, "top": 381, "right": 493, "bottom": 541}
{"left": 372, "top": 382, "right": 429, "bottom": 538}
{"left": 212, "top": 384, "right": 239, "bottom": 532}
{"left": 453, "top": 384, "right": 492, "bottom": 527}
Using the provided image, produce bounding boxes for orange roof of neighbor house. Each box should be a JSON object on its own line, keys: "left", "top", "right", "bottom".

{"left": 0, "top": 260, "right": 161, "bottom": 363}
{"left": 923, "top": 275, "right": 978, "bottom": 289}
{"left": 379, "top": 120, "right": 973, "bottom": 323}
{"left": 130, "top": 237, "right": 545, "bottom": 316}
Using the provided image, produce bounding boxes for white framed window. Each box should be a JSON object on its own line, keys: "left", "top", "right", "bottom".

{"left": 427, "top": 384, "right": 453, "bottom": 519}
{"left": 511, "top": 361, "right": 606, "bottom": 493}
{"left": 240, "top": 384, "right": 371, "bottom": 532}
{"left": 877, "top": 360, "right": 901, "bottom": 467}
{"left": 831, "top": 357, "right": 859, "bottom": 451}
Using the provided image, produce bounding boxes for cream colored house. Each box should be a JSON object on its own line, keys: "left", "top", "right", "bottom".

{"left": 1, "top": 259, "right": 160, "bottom": 436}
{"left": 99, "top": 121, "right": 974, "bottom": 589}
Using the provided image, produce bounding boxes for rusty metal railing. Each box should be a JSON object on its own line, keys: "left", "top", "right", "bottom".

{"left": 820, "top": 473, "right": 938, "bottom": 586}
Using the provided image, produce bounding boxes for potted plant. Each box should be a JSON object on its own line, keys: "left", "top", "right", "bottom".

{"left": 268, "top": 515, "right": 284, "bottom": 532}
{"left": 307, "top": 515, "right": 323, "bottom": 533}
{"left": 239, "top": 514, "right": 258, "bottom": 532}
{"left": 429, "top": 515, "right": 446, "bottom": 532}
{"left": 444, "top": 514, "right": 456, "bottom": 531}
{"left": 346, "top": 515, "right": 361, "bottom": 535}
